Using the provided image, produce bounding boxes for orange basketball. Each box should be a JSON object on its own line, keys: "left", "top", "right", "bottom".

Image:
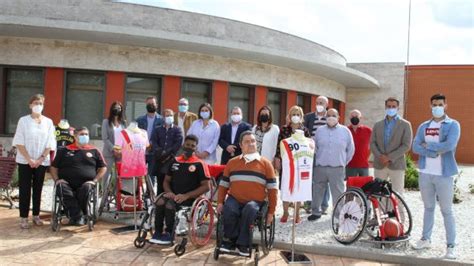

{"left": 383, "top": 218, "right": 403, "bottom": 238}
{"left": 121, "top": 195, "right": 138, "bottom": 212}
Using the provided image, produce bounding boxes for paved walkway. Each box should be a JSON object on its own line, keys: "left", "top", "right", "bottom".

{"left": 0, "top": 207, "right": 394, "bottom": 265}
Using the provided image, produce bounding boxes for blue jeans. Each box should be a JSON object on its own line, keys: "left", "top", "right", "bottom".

{"left": 223, "top": 196, "right": 261, "bottom": 247}
{"left": 419, "top": 173, "right": 456, "bottom": 246}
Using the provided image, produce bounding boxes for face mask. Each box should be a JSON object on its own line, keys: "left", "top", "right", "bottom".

{"left": 178, "top": 105, "right": 188, "bottom": 113}
{"left": 243, "top": 152, "right": 261, "bottom": 164}
{"left": 350, "top": 117, "right": 360, "bottom": 126}
{"left": 183, "top": 147, "right": 194, "bottom": 157}
{"left": 291, "top": 115, "right": 301, "bottom": 124}
{"left": 327, "top": 116, "right": 338, "bottom": 127}
{"left": 316, "top": 105, "right": 325, "bottom": 113}
{"left": 231, "top": 114, "right": 242, "bottom": 123}
{"left": 165, "top": 116, "right": 174, "bottom": 125}
{"left": 78, "top": 135, "right": 89, "bottom": 145}
{"left": 385, "top": 108, "right": 398, "bottom": 117}
{"left": 146, "top": 104, "right": 157, "bottom": 113}
{"left": 111, "top": 108, "right": 121, "bottom": 116}
{"left": 32, "top": 104, "right": 43, "bottom": 114}
{"left": 259, "top": 114, "right": 269, "bottom": 123}
{"left": 200, "top": 111, "right": 210, "bottom": 119}
{"left": 432, "top": 106, "right": 445, "bottom": 118}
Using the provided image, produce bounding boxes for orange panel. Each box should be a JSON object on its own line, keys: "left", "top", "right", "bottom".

{"left": 339, "top": 102, "right": 346, "bottom": 124}
{"left": 287, "top": 90, "right": 297, "bottom": 109}
{"left": 212, "top": 81, "right": 229, "bottom": 124}
{"left": 254, "top": 86, "right": 268, "bottom": 124}
{"left": 105, "top": 71, "right": 125, "bottom": 116}
{"left": 44, "top": 68, "right": 64, "bottom": 124}
{"left": 310, "top": 95, "right": 317, "bottom": 113}
{"left": 162, "top": 76, "right": 181, "bottom": 112}
{"left": 328, "top": 98, "right": 334, "bottom": 108}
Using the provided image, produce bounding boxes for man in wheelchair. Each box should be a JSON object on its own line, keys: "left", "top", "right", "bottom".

{"left": 217, "top": 131, "right": 277, "bottom": 256}
{"left": 50, "top": 127, "right": 107, "bottom": 225}
{"left": 150, "top": 134, "right": 210, "bottom": 245}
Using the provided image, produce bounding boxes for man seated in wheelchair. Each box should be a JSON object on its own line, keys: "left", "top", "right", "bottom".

{"left": 217, "top": 131, "right": 277, "bottom": 256}
{"left": 50, "top": 127, "right": 107, "bottom": 225}
{"left": 150, "top": 134, "right": 210, "bottom": 245}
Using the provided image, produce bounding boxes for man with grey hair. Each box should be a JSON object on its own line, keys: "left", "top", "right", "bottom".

{"left": 308, "top": 108, "right": 355, "bottom": 221}
{"left": 218, "top": 107, "right": 252, "bottom": 164}
{"left": 174, "top": 98, "right": 198, "bottom": 138}
{"left": 303, "top": 95, "right": 330, "bottom": 214}
{"left": 346, "top": 109, "right": 372, "bottom": 179}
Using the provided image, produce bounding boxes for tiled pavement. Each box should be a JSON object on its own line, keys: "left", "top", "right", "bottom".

{"left": 0, "top": 207, "right": 396, "bottom": 265}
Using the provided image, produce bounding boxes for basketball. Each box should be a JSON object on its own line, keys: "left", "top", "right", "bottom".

{"left": 121, "top": 195, "right": 138, "bottom": 212}
{"left": 383, "top": 218, "right": 403, "bottom": 238}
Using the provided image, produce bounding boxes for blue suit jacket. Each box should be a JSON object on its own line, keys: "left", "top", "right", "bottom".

{"left": 136, "top": 113, "right": 163, "bottom": 139}
{"left": 218, "top": 122, "right": 252, "bottom": 164}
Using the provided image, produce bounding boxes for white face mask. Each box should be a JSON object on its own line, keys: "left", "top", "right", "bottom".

{"left": 327, "top": 116, "right": 338, "bottom": 127}
{"left": 316, "top": 105, "right": 325, "bottom": 113}
{"left": 291, "top": 115, "right": 301, "bottom": 124}
{"left": 165, "top": 116, "right": 174, "bottom": 125}
{"left": 231, "top": 114, "right": 242, "bottom": 123}
{"left": 32, "top": 104, "right": 43, "bottom": 114}
{"left": 243, "top": 152, "right": 261, "bottom": 163}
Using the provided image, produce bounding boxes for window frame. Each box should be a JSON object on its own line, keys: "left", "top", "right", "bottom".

{"left": 180, "top": 78, "right": 213, "bottom": 114}
{"left": 267, "top": 88, "right": 287, "bottom": 127}
{"left": 124, "top": 73, "right": 163, "bottom": 121}
{"left": 228, "top": 83, "right": 255, "bottom": 123}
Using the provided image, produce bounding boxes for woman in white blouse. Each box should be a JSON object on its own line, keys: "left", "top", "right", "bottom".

{"left": 187, "top": 103, "right": 220, "bottom": 165}
{"left": 252, "top": 106, "right": 280, "bottom": 162}
{"left": 12, "top": 94, "right": 56, "bottom": 229}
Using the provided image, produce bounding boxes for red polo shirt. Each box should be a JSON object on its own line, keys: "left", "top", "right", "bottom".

{"left": 347, "top": 125, "right": 372, "bottom": 168}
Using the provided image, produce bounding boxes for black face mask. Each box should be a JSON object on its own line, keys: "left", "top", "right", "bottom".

{"left": 183, "top": 147, "right": 194, "bottom": 158}
{"left": 350, "top": 117, "right": 360, "bottom": 126}
{"left": 146, "top": 104, "right": 157, "bottom": 113}
{"left": 111, "top": 108, "right": 121, "bottom": 116}
{"left": 259, "top": 114, "right": 269, "bottom": 123}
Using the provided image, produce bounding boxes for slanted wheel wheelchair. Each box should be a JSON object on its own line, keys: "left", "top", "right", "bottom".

{"left": 331, "top": 176, "right": 412, "bottom": 247}
{"left": 51, "top": 181, "right": 99, "bottom": 232}
{"left": 133, "top": 190, "right": 215, "bottom": 256}
{"left": 213, "top": 201, "right": 275, "bottom": 265}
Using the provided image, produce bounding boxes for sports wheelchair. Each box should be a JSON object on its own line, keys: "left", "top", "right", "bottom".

{"left": 134, "top": 186, "right": 215, "bottom": 256}
{"left": 213, "top": 201, "right": 275, "bottom": 265}
{"left": 331, "top": 176, "right": 412, "bottom": 248}
{"left": 51, "top": 181, "right": 99, "bottom": 232}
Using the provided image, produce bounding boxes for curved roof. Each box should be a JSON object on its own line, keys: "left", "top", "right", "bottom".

{"left": 0, "top": 0, "right": 379, "bottom": 88}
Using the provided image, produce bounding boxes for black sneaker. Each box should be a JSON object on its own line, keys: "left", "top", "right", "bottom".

{"left": 307, "top": 214, "right": 321, "bottom": 221}
{"left": 219, "top": 240, "right": 235, "bottom": 252}
{"left": 237, "top": 245, "right": 250, "bottom": 256}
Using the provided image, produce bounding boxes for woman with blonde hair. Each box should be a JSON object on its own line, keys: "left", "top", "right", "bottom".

{"left": 274, "top": 105, "right": 310, "bottom": 224}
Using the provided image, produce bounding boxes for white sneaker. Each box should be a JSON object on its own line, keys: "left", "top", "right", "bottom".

{"left": 444, "top": 246, "right": 456, "bottom": 260}
{"left": 412, "top": 239, "right": 431, "bottom": 250}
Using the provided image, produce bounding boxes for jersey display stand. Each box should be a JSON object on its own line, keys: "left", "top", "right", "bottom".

{"left": 279, "top": 130, "right": 313, "bottom": 264}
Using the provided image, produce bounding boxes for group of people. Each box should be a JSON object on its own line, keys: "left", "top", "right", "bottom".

{"left": 11, "top": 91, "right": 460, "bottom": 259}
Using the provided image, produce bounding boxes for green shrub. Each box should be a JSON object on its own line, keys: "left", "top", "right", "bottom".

{"left": 404, "top": 155, "right": 419, "bottom": 190}
{"left": 453, "top": 171, "right": 463, "bottom": 204}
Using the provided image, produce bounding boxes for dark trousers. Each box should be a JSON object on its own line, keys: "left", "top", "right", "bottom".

{"left": 18, "top": 164, "right": 47, "bottom": 218}
{"left": 146, "top": 154, "right": 156, "bottom": 185}
{"left": 223, "top": 196, "right": 261, "bottom": 247}
{"left": 154, "top": 198, "right": 193, "bottom": 234}
{"left": 57, "top": 182, "right": 94, "bottom": 220}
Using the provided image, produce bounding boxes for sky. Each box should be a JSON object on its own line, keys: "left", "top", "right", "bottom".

{"left": 121, "top": 0, "right": 473, "bottom": 65}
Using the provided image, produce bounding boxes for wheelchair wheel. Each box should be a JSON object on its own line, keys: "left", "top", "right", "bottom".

{"left": 260, "top": 213, "right": 275, "bottom": 255}
{"left": 332, "top": 188, "right": 368, "bottom": 245}
{"left": 189, "top": 197, "right": 215, "bottom": 246}
{"left": 213, "top": 247, "right": 220, "bottom": 260}
{"left": 215, "top": 213, "right": 224, "bottom": 248}
{"left": 174, "top": 240, "right": 187, "bottom": 256}
{"left": 254, "top": 252, "right": 259, "bottom": 266}
{"left": 379, "top": 190, "right": 412, "bottom": 236}
{"left": 134, "top": 237, "right": 146, "bottom": 248}
{"left": 51, "top": 184, "right": 62, "bottom": 232}
{"left": 86, "top": 188, "right": 96, "bottom": 231}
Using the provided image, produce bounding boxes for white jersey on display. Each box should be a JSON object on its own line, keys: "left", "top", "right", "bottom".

{"left": 280, "top": 131, "right": 314, "bottom": 202}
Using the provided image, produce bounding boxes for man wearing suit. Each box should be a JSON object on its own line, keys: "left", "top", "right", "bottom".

{"left": 370, "top": 97, "right": 413, "bottom": 194}
{"left": 303, "top": 95, "right": 330, "bottom": 214}
{"left": 174, "top": 98, "right": 198, "bottom": 139}
{"left": 136, "top": 96, "right": 163, "bottom": 185}
{"left": 218, "top": 107, "right": 252, "bottom": 165}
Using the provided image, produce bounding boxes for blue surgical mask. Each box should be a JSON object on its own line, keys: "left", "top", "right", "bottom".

{"left": 200, "top": 111, "right": 210, "bottom": 119}
{"left": 165, "top": 116, "right": 174, "bottom": 125}
{"left": 385, "top": 108, "right": 398, "bottom": 117}
{"left": 432, "top": 106, "right": 445, "bottom": 118}
{"left": 178, "top": 105, "right": 188, "bottom": 113}
{"left": 78, "top": 135, "right": 89, "bottom": 145}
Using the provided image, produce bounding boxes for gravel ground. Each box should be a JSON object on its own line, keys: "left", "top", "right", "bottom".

{"left": 4, "top": 165, "right": 474, "bottom": 264}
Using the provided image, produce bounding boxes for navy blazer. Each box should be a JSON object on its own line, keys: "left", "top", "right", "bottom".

{"left": 136, "top": 113, "right": 163, "bottom": 139}
{"left": 218, "top": 122, "right": 252, "bottom": 164}
{"left": 151, "top": 125, "right": 183, "bottom": 160}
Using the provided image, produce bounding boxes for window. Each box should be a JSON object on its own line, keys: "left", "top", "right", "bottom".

{"left": 297, "top": 93, "right": 311, "bottom": 114}
{"left": 65, "top": 72, "right": 105, "bottom": 138}
{"left": 267, "top": 90, "right": 283, "bottom": 126}
{"left": 181, "top": 80, "right": 211, "bottom": 114}
{"left": 125, "top": 76, "right": 161, "bottom": 121}
{"left": 333, "top": 99, "right": 341, "bottom": 113}
{"left": 228, "top": 85, "right": 252, "bottom": 122}
{"left": 5, "top": 69, "right": 43, "bottom": 134}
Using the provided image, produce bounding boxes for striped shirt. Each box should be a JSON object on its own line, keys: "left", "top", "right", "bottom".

{"left": 218, "top": 155, "right": 278, "bottom": 215}
{"left": 312, "top": 115, "right": 327, "bottom": 136}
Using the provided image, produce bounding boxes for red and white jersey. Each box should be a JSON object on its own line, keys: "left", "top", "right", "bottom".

{"left": 280, "top": 133, "right": 314, "bottom": 202}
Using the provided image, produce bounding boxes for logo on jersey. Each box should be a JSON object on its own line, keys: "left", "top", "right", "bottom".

{"left": 188, "top": 165, "right": 196, "bottom": 172}
{"left": 86, "top": 152, "right": 93, "bottom": 158}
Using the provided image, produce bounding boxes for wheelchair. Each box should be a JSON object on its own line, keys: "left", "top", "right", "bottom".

{"left": 134, "top": 189, "right": 215, "bottom": 257}
{"left": 213, "top": 201, "right": 275, "bottom": 265}
{"left": 331, "top": 176, "right": 412, "bottom": 248}
{"left": 51, "top": 181, "right": 99, "bottom": 232}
